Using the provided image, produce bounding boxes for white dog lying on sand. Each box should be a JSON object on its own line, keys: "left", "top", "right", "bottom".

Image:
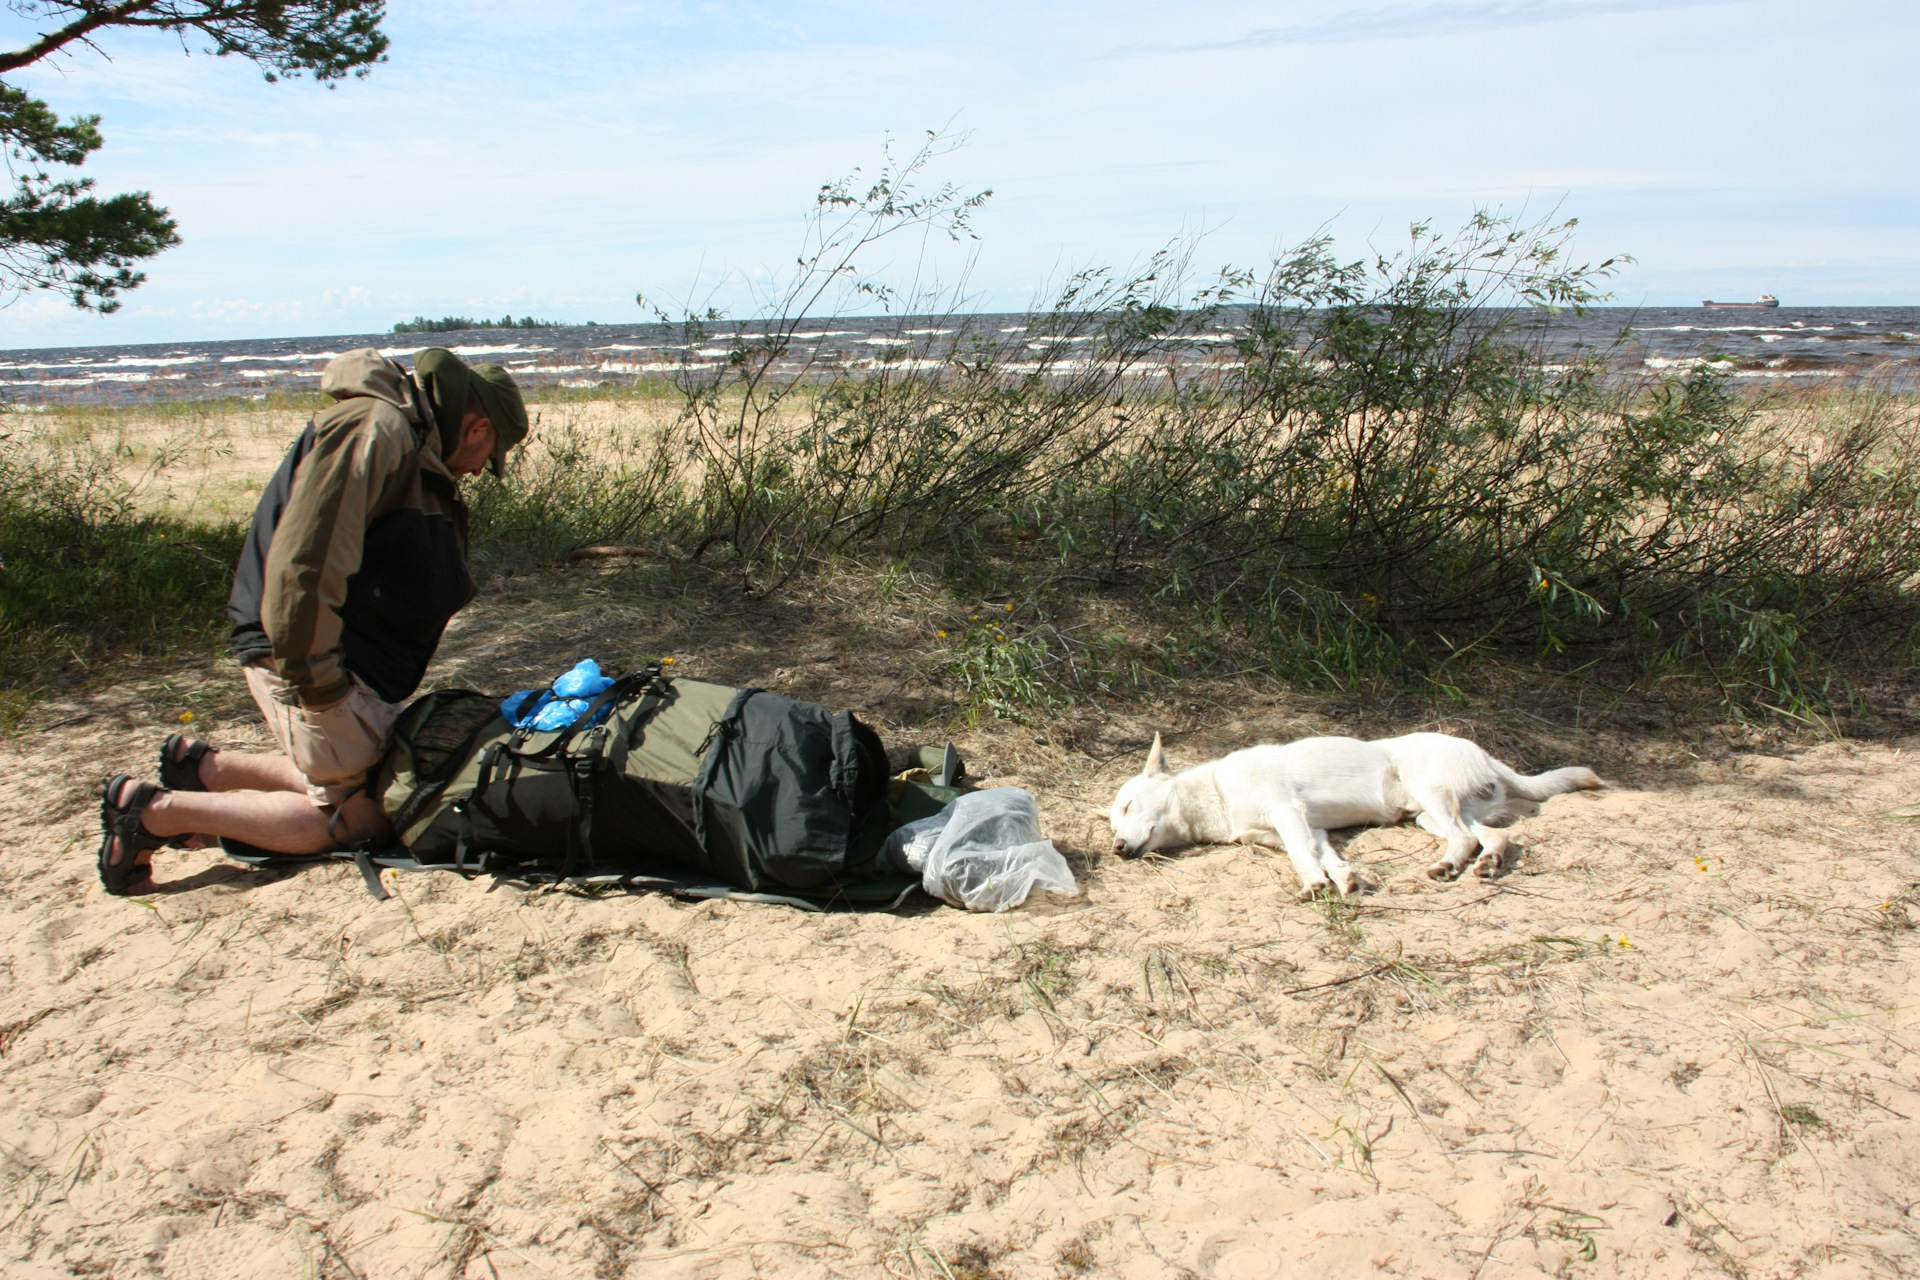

{"left": 1108, "top": 732, "right": 1600, "bottom": 898}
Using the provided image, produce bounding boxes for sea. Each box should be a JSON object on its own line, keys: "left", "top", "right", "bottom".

{"left": 2, "top": 306, "right": 1914, "bottom": 407}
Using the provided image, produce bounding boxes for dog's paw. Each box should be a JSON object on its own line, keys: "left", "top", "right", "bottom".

{"left": 1295, "top": 878, "right": 1335, "bottom": 902}
{"left": 1472, "top": 851, "right": 1503, "bottom": 879}
{"left": 1331, "top": 865, "right": 1367, "bottom": 897}
{"left": 1426, "top": 860, "right": 1461, "bottom": 882}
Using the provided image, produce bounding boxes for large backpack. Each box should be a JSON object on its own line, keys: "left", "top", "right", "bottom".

{"left": 371, "top": 662, "right": 895, "bottom": 892}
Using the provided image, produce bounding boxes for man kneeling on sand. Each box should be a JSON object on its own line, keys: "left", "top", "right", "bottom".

{"left": 96, "top": 348, "right": 528, "bottom": 894}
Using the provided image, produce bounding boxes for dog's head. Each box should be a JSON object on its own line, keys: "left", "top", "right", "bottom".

{"left": 1109, "top": 733, "right": 1178, "bottom": 859}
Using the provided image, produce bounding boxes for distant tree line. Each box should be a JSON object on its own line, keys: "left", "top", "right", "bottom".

{"left": 391, "top": 314, "right": 573, "bottom": 334}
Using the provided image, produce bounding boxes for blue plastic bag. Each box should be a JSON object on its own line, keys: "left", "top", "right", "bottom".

{"left": 552, "top": 659, "right": 615, "bottom": 699}
{"left": 500, "top": 659, "right": 619, "bottom": 732}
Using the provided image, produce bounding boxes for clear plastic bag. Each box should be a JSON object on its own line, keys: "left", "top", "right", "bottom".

{"left": 885, "top": 787, "right": 1078, "bottom": 912}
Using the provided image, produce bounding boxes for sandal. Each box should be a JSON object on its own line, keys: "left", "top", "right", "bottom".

{"left": 158, "top": 734, "right": 215, "bottom": 792}
{"left": 98, "top": 774, "right": 167, "bottom": 896}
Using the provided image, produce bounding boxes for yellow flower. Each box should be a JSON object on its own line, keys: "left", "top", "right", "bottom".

{"left": 1004, "top": 603, "right": 1014, "bottom": 611}
{"left": 662, "top": 656, "right": 676, "bottom": 665}
{"left": 1618, "top": 934, "right": 1633, "bottom": 949}
{"left": 938, "top": 630, "right": 948, "bottom": 638}
{"left": 971, "top": 614, "right": 979, "bottom": 620}
{"left": 178, "top": 711, "right": 195, "bottom": 723}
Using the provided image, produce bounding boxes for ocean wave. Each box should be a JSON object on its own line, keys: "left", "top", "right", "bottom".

{"left": 596, "top": 361, "right": 694, "bottom": 374}
{"left": 0, "top": 355, "right": 208, "bottom": 371}
{"left": 1644, "top": 356, "right": 1740, "bottom": 370}
{"left": 3, "top": 372, "right": 191, "bottom": 385}
{"left": 1636, "top": 325, "right": 1833, "bottom": 334}
{"left": 870, "top": 357, "right": 951, "bottom": 371}
{"left": 220, "top": 352, "right": 338, "bottom": 364}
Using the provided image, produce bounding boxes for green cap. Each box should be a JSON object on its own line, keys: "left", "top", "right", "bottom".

{"left": 413, "top": 349, "right": 529, "bottom": 478}
{"left": 468, "top": 364, "right": 527, "bottom": 478}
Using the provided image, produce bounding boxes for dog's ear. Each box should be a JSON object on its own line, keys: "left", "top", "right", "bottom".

{"left": 1144, "top": 732, "right": 1169, "bottom": 777}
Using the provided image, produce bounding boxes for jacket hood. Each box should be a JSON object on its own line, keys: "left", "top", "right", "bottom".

{"left": 320, "top": 349, "right": 424, "bottom": 417}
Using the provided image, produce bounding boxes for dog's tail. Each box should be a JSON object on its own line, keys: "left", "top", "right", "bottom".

{"left": 1494, "top": 761, "right": 1602, "bottom": 802}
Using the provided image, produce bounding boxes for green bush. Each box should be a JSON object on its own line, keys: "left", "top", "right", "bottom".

{"left": 0, "top": 438, "right": 243, "bottom": 696}
{"left": 480, "top": 145, "right": 1919, "bottom": 722}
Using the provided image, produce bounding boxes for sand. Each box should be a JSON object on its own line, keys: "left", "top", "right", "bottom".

{"left": 3, "top": 640, "right": 1918, "bottom": 1278}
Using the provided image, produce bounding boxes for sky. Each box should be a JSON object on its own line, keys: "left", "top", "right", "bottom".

{"left": 0, "top": 0, "right": 1914, "bottom": 348}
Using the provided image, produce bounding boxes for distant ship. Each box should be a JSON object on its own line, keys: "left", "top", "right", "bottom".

{"left": 1702, "top": 295, "right": 1780, "bottom": 309}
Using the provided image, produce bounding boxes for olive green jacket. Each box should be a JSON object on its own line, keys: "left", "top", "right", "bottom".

{"left": 228, "top": 350, "right": 473, "bottom": 708}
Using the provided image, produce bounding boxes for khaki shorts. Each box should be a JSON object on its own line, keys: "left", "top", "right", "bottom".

{"left": 244, "top": 662, "right": 408, "bottom": 807}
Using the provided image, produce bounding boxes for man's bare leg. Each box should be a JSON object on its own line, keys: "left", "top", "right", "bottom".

{"left": 105, "top": 779, "right": 393, "bottom": 885}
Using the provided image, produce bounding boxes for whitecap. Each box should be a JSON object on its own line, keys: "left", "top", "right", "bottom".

{"left": 1643, "top": 357, "right": 1737, "bottom": 370}
{"left": 597, "top": 361, "right": 694, "bottom": 374}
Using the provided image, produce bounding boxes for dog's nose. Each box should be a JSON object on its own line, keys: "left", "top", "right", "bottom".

{"left": 1111, "top": 838, "right": 1129, "bottom": 858}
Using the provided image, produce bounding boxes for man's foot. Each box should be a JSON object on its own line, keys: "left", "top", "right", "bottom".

{"left": 158, "top": 734, "right": 216, "bottom": 792}
{"left": 98, "top": 774, "right": 167, "bottom": 896}
{"left": 156, "top": 736, "right": 222, "bottom": 848}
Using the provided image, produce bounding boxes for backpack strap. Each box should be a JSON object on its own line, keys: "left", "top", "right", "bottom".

{"left": 560, "top": 723, "right": 608, "bottom": 881}
{"left": 526, "top": 663, "right": 665, "bottom": 879}
{"left": 448, "top": 742, "right": 506, "bottom": 875}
